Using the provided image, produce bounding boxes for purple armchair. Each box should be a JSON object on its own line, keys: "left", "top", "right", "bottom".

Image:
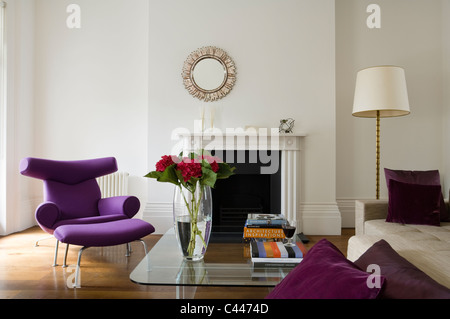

{"left": 20, "top": 157, "right": 142, "bottom": 266}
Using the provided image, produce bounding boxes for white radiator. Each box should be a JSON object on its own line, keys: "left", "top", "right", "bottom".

{"left": 96, "top": 172, "right": 129, "bottom": 198}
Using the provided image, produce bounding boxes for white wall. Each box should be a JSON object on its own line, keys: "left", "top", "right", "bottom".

{"left": 0, "top": 0, "right": 36, "bottom": 235}
{"left": 443, "top": 0, "right": 450, "bottom": 199}
{"left": 32, "top": 0, "right": 149, "bottom": 217}
{"left": 336, "top": 0, "right": 447, "bottom": 226}
{"left": 146, "top": 0, "right": 340, "bottom": 235}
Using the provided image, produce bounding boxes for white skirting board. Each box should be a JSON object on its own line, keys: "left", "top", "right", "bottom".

{"left": 300, "top": 203, "right": 342, "bottom": 235}
{"left": 336, "top": 199, "right": 357, "bottom": 228}
{"left": 142, "top": 202, "right": 173, "bottom": 234}
{"left": 336, "top": 198, "right": 385, "bottom": 229}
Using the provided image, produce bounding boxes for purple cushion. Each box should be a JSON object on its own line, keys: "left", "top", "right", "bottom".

{"left": 266, "top": 239, "right": 384, "bottom": 299}
{"left": 44, "top": 179, "right": 101, "bottom": 219}
{"left": 35, "top": 202, "right": 61, "bottom": 232}
{"left": 384, "top": 168, "right": 449, "bottom": 221}
{"left": 20, "top": 157, "right": 118, "bottom": 185}
{"left": 384, "top": 168, "right": 441, "bottom": 185}
{"left": 387, "top": 179, "right": 441, "bottom": 226}
{"left": 98, "top": 196, "right": 140, "bottom": 218}
{"left": 53, "top": 214, "right": 128, "bottom": 228}
{"left": 54, "top": 219, "right": 155, "bottom": 247}
{"left": 354, "top": 240, "right": 450, "bottom": 299}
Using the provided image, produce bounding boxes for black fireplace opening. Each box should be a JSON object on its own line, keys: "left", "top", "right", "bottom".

{"left": 210, "top": 150, "right": 281, "bottom": 242}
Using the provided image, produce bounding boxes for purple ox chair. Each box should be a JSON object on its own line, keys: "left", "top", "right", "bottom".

{"left": 19, "top": 157, "right": 155, "bottom": 273}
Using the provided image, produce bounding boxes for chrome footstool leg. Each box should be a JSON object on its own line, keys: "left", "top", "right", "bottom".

{"left": 70, "top": 240, "right": 148, "bottom": 288}
{"left": 126, "top": 243, "right": 132, "bottom": 257}
{"left": 62, "top": 244, "right": 70, "bottom": 268}
{"left": 137, "top": 240, "right": 150, "bottom": 272}
{"left": 138, "top": 239, "right": 148, "bottom": 255}
{"left": 74, "top": 247, "right": 87, "bottom": 288}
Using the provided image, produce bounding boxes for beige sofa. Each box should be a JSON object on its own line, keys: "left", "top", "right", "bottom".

{"left": 347, "top": 200, "right": 450, "bottom": 289}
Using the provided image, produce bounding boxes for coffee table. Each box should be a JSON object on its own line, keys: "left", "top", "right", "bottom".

{"left": 130, "top": 228, "right": 296, "bottom": 298}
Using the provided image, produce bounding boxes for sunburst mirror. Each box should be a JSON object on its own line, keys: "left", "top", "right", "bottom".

{"left": 182, "top": 46, "right": 236, "bottom": 102}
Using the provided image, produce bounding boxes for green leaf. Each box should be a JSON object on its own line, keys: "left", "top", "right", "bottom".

{"left": 144, "top": 171, "right": 161, "bottom": 179}
{"left": 174, "top": 168, "right": 188, "bottom": 188}
{"left": 216, "top": 163, "right": 236, "bottom": 179}
{"left": 144, "top": 164, "right": 179, "bottom": 186}
{"left": 200, "top": 166, "right": 217, "bottom": 188}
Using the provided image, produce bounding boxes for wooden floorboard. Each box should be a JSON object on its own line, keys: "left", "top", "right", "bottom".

{"left": 0, "top": 226, "right": 354, "bottom": 299}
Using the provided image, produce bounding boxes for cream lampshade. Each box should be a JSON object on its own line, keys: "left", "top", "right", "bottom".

{"left": 352, "top": 66, "right": 410, "bottom": 199}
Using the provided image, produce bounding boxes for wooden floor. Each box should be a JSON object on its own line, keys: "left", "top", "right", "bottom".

{"left": 0, "top": 226, "right": 354, "bottom": 299}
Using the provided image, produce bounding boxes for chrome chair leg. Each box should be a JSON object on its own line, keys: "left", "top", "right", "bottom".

{"left": 35, "top": 236, "right": 61, "bottom": 267}
{"left": 35, "top": 235, "right": 54, "bottom": 247}
{"left": 52, "top": 239, "right": 59, "bottom": 267}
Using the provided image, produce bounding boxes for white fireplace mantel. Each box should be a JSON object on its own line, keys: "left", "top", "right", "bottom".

{"left": 173, "top": 130, "right": 306, "bottom": 231}
{"left": 173, "top": 130, "right": 306, "bottom": 152}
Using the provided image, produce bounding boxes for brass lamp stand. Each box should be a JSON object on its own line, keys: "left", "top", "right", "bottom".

{"left": 376, "top": 110, "right": 380, "bottom": 199}
{"left": 352, "top": 66, "right": 410, "bottom": 199}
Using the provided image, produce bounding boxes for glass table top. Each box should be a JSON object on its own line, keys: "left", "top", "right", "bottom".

{"left": 129, "top": 228, "right": 296, "bottom": 287}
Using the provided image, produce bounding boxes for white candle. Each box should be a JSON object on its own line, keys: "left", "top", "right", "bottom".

{"left": 200, "top": 106, "right": 205, "bottom": 131}
{"left": 210, "top": 106, "right": 215, "bottom": 128}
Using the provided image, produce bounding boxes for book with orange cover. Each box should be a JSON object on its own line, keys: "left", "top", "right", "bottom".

{"left": 250, "top": 241, "right": 307, "bottom": 264}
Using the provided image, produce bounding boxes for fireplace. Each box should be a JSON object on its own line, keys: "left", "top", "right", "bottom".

{"left": 165, "top": 130, "right": 305, "bottom": 240}
{"left": 210, "top": 150, "right": 281, "bottom": 241}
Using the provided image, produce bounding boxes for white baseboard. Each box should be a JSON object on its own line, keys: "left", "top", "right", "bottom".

{"left": 336, "top": 199, "right": 356, "bottom": 228}
{"left": 142, "top": 202, "right": 173, "bottom": 234}
{"left": 336, "top": 198, "right": 380, "bottom": 229}
{"left": 300, "top": 203, "right": 342, "bottom": 235}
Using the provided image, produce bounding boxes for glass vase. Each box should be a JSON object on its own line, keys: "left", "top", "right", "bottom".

{"left": 173, "top": 182, "right": 212, "bottom": 261}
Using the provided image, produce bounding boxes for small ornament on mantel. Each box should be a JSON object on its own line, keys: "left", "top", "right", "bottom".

{"left": 197, "top": 105, "right": 216, "bottom": 131}
{"left": 279, "top": 118, "right": 295, "bottom": 133}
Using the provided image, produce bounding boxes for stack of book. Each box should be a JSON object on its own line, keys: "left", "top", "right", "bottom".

{"left": 242, "top": 214, "right": 286, "bottom": 242}
{"left": 243, "top": 214, "right": 308, "bottom": 266}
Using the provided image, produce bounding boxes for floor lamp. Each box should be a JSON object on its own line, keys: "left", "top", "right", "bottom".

{"left": 352, "top": 66, "right": 410, "bottom": 199}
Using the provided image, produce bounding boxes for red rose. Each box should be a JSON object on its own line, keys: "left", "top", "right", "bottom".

{"left": 209, "top": 161, "right": 219, "bottom": 173}
{"left": 155, "top": 155, "right": 176, "bottom": 172}
{"left": 176, "top": 158, "right": 202, "bottom": 182}
{"left": 200, "top": 155, "right": 220, "bottom": 172}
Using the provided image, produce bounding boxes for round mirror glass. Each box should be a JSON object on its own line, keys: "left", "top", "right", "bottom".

{"left": 182, "top": 46, "right": 236, "bottom": 102}
{"left": 192, "top": 58, "right": 226, "bottom": 91}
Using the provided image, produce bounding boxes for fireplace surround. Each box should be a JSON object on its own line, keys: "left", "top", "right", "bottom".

{"left": 172, "top": 129, "right": 306, "bottom": 241}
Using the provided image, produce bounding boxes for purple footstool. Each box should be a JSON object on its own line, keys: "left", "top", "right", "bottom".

{"left": 54, "top": 219, "right": 155, "bottom": 288}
